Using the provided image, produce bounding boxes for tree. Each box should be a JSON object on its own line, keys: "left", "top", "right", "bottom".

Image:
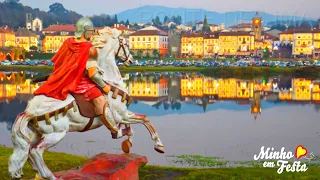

{"left": 169, "top": 24, "right": 176, "bottom": 29}
{"left": 263, "top": 47, "right": 271, "bottom": 59}
{"left": 270, "top": 24, "right": 287, "bottom": 31}
{"left": 317, "top": 18, "right": 320, "bottom": 28}
{"left": 133, "top": 23, "right": 141, "bottom": 30}
{"left": 169, "top": 16, "right": 182, "bottom": 25}
{"left": 119, "top": 20, "right": 125, "bottom": 25}
{"left": 175, "top": 16, "right": 182, "bottom": 25}
{"left": 4, "top": 0, "right": 19, "bottom": 3}
{"left": 152, "top": 49, "right": 159, "bottom": 57}
{"left": 163, "top": 16, "right": 170, "bottom": 24}
{"left": 29, "top": 46, "right": 38, "bottom": 51}
{"left": 152, "top": 16, "right": 162, "bottom": 28}
{"left": 146, "top": 52, "right": 150, "bottom": 57}
{"left": 114, "top": 14, "right": 118, "bottom": 23}
{"left": 125, "top": 19, "right": 130, "bottom": 26}
{"left": 202, "top": 15, "right": 211, "bottom": 32}
{"left": 48, "top": 3, "right": 67, "bottom": 14}
{"left": 137, "top": 50, "right": 143, "bottom": 57}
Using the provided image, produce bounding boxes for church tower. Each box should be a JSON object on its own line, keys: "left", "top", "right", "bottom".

{"left": 252, "top": 12, "right": 262, "bottom": 40}
{"left": 250, "top": 91, "right": 262, "bottom": 120}
{"left": 26, "top": 13, "right": 33, "bottom": 30}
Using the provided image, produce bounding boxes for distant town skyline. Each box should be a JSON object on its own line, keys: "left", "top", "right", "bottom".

{"left": 17, "top": 0, "right": 319, "bottom": 19}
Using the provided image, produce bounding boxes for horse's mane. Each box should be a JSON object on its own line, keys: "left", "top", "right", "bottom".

{"left": 92, "top": 27, "right": 129, "bottom": 94}
{"left": 94, "top": 27, "right": 120, "bottom": 42}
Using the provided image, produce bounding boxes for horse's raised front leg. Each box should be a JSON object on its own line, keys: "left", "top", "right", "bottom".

{"left": 29, "top": 132, "right": 67, "bottom": 180}
{"left": 121, "top": 110, "right": 164, "bottom": 153}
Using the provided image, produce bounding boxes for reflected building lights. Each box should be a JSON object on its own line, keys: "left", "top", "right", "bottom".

{"left": 2, "top": 72, "right": 320, "bottom": 117}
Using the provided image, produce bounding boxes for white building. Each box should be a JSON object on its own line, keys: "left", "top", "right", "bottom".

{"left": 25, "top": 13, "right": 43, "bottom": 32}
{"left": 176, "top": 24, "right": 192, "bottom": 31}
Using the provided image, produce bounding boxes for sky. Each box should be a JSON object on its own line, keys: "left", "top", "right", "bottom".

{"left": 17, "top": 0, "right": 320, "bottom": 19}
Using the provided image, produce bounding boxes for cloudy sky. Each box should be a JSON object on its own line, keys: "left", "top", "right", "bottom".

{"left": 18, "top": 0, "right": 319, "bottom": 19}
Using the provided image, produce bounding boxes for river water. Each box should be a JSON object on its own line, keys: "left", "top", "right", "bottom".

{"left": 1, "top": 71, "right": 320, "bottom": 166}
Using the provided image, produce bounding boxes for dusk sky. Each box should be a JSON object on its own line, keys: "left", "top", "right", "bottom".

{"left": 18, "top": 0, "right": 319, "bottom": 19}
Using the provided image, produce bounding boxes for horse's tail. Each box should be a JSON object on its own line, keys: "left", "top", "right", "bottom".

{"left": 8, "top": 112, "right": 31, "bottom": 179}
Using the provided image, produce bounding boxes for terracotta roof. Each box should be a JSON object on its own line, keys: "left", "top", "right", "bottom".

{"left": 204, "top": 32, "right": 220, "bottom": 39}
{"left": 280, "top": 29, "right": 313, "bottom": 34}
{"left": 15, "top": 28, "right": 37, "bottom": 37}
{"left": 264, "top": 33, "right": 277, "bottom": 40}
{"left": 181, "top": 31, "right": 204, "bottom": 37}
{"left": 42, "top": 24, "right": 76, "bottom": 32}
{"left": 112, "top": 24, "right": 135, "bottom": 31}
{"left": 196, "top": 21, "right": 204, "bottom": 24}
{"left": 129, "top": 29, "right": 167, "bottom": 36}
{"left": 45, "top": 31, "right": 74, "bottom": 36}
{"left": 313, "top": 29, "right": 320, "bottom": 33}
{"left": 219, "top": 31, "right": 254, "bottom": 36}
{"left": 279, "top": 29, "right": 293, "bottom": 34}
{"left": 0, "top": 26, "right": 15, "bottom": 34}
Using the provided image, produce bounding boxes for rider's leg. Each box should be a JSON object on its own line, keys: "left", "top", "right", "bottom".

{"left": 92, "top": 95, "right": 130, "bottom": 139}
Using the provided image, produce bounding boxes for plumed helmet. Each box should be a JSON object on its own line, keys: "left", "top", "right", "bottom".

{"left": 75, "top": 16, "right": 94, "bottom": 39}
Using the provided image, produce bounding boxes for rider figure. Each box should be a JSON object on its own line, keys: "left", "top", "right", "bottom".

{"left": 34, "top": 17, "right": 121, "bottom": 137}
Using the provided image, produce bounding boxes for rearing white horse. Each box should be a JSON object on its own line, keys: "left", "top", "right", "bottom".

{"left": 8, "top": 27, "right": 164, "bottom": 180}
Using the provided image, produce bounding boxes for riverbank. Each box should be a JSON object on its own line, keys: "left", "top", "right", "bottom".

{"left": 1, "top": 65, "right": 320, "bottom": 78}
{"left": 1, "top": 146, "right": 319, "bottom": 179}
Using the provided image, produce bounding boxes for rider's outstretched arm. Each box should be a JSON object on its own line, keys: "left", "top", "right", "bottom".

{"left": 86, "top": 47, "right": 111, "bottom": 94}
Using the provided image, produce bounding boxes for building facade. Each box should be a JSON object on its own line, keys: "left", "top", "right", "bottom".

{"left": 168, "top": 29, "right": 182, "bottom": 57}
{"left": 128, "top": 76, "right": 168, "bottom": 98}
{"left": 180, "top": 32, "right": 204, "bottom": 57}
{"left": 218, "top": 32, "right": 255, "bottom": 56}
{"left": 42, "top": 24, "right": 76, "bottom": 35}
{"left": 15, "top": 28, "right": 38, "bottom": 51}
{"left": 0, "top": 26, "right": 16, "bottom": 47}
{"left": 26, "top": 13, "right": 43, "bottom": 32}
{"left": 279, "top": 29, "right": 320, "bottom": 57}
{"left": 43, "top": 31, "right": 74, "bottom": 53}
{"left": 129, "top": 26, "right": 169, "bottom": 57}
{"left": 203, "top": 33, "right": 219, "bottom": 57}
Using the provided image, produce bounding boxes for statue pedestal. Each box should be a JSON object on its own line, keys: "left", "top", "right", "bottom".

{"left": 54, "top": 153, "right": 148, "bottom": 180}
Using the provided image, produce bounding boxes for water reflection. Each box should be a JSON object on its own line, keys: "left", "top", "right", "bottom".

{"left": 2, "top": 72, "right": 320, "bottom": 124}
{"left": 2, "top": 71, "right": 320, "bottom": 165}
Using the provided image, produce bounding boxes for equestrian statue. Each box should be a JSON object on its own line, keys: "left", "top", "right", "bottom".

{"left": 8, "top": 17, "right": 164, "bottom": 180}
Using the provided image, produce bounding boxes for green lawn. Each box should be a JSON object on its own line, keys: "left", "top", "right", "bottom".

{"left": 1, "top": 146, "right": 320, "bottom": 180}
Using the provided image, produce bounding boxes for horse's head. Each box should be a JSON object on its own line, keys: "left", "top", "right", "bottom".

{"left": 93, "top": 27, "right": 133, "bottom": 66}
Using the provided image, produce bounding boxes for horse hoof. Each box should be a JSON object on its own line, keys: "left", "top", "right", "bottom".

{"left": 122, "top": 140, "right": 132, "bottom": 154}
{"left": 154, "top": 146, "right": 165, "bottom": 154}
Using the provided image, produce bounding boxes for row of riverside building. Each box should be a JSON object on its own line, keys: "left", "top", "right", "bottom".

{"left": 1, "top": 12, "right": 320, "bottom": 61}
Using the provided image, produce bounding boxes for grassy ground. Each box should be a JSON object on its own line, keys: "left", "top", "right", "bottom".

{"left": 1, "top": 146, "right": 320, "bottom": 180}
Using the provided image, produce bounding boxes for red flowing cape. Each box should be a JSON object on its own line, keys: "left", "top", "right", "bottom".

{"left": 34, "top": 38, "right": 93, "bottom": 100}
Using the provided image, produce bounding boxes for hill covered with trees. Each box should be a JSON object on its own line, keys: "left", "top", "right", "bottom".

{"left": 0, "top": 0, "right": 118, "bottom": 29}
